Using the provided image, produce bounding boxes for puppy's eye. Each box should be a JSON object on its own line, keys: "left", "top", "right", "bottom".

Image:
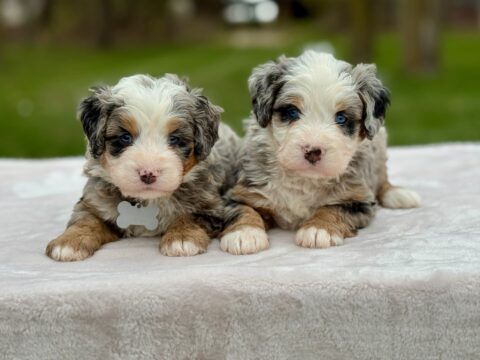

{"left": 335, "top": 112, "right": 347, "bottom": 125}
{"left": 168, "top": 135, "right": 180, "bottom": 145}
{"left": 119, "top": 133, "right": 133, "bottom": 145}
{"left": 280, "top": 106, "right": 301, "bottom": 122}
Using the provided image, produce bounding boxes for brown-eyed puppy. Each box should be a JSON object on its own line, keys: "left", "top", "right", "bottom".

{"left": 220, "top": 51, "right": 420, "bottom": 255}
{"left": 46, "top": 74, "right": 240, "bottom": 261}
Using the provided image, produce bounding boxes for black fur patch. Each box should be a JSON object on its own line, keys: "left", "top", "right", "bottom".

{"left": 336, "top": 201, "right": 376, "bottom": 215}
{"left": 106, "top": 136, "right": 130, "bottom": 157}
{"left": 351, "top": 63, "right": 391, "bottom": 139}
{"left": 252, "top": 80, "right": 286, "bottom": 127}
{"left": 338, "top": 116, "right": 358, "bottom": 137}
{"left": 249, "top": 58, "right": 290, "bottom": 127}
{"left": 192, "top": 212, "right": 225, "bottom": 236}
{"left": 78, "top": 88, "right": 122, "bottom": 158}
{"left": 105, "top": 219, "right": 124, "bottom": 237}
{"left": 192, "top": 95, "right": 220, "bottom": 160}
{"left": 169, "top": 124, "right": 194, "bottom": 159}
{"left": 79, "top": 95, "right": 104, "bottom": 157}
{"left": 223, "top": 201, "right": 242, "bottom": 229}
{"left": 275, "top": 104, "right": 302, "bottom": 123}
{"left": 373, "top": 88, "right": 390, "bottom": 119}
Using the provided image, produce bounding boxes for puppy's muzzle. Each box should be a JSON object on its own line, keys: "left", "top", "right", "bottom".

{"left": 304, "top": 146, "right": 322, "bottom": 165}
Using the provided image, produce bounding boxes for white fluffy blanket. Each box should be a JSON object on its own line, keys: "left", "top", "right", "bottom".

{"left": 1, "top": 144, "right": 480, "bottom": 360}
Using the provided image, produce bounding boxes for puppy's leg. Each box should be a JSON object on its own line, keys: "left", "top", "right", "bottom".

{"left": 160, "top": 216, "right": 210, "bottom": 256}
{"left": 46, "top": 214, "right": 119, "bottom": 261}
{"left": 220, "top": 205, "right": 269, "bottom": 255}
{"left": 375, "top": 154, "right": 420, "bottom": 209}
{"left": 378, "top": 182, "right": 421, "bottom": 209}
{"left": 296, "top": 203, "right": 375, "bottom": 249}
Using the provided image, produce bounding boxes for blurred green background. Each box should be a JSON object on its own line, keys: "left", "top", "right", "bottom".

{"left": 1, "top": 0, "right": 479, "bottom": 158}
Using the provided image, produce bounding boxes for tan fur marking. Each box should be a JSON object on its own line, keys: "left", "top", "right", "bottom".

{"left": 346, "top": 185, "right": 375, "bottom": 204}
{"left": 230, "top": 185, "right": 276, "bottom": 229}
{"left": 335, "top": 97, "right": 363, "bottom": 115}
{"left": 255, "top": 207, "right": 276, "bottom": 229}
{"left": 359, "top": 126, "right": 368, "bottom": 140}
{"left": 377, "top": 182, "right": 393, "bottom": 205}
{"left": 105, "top": 113, "right": 139, "bottom": 138}
{"left": 222, "top": 205, "right": 266, "bottom": 236}
{"left": 183, "top": 152, "right": 198, "bottom": 175}
{"left": 165, "top": 117, "right": 199, "bottom": 175}
{"left": 99, "top": 152, "right": 109, "bottom": 167}
{"left": 46, "top": 214, "right": 119, "bottom": 261}
{"left": 118, "top": 115, "right": 139, "bottom": 137}
{"left": 376, "top": 156, "right": 391, "bottom": 205}
{"left": 164, "top": 117, "right": 183, "bottom": 135}
{"left": 231, "top": 185, "right": 268, "bottom": 206}
{"left": 284, "top": 95, "right": 304, "bottom": 109}
{"left": 301, "top": 207, "right": 357, "bottom": 239}
{"left": 160, "top": 215, "right": 210, "bottom": 256}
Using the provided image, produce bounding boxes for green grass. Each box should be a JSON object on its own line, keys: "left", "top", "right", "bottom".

{"left": 1, "top": 30, "right": 479, "bottom": 157}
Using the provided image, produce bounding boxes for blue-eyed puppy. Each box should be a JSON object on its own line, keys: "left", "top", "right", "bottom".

{"left": 221, "top": 51, "right": 420, "bottom": 254}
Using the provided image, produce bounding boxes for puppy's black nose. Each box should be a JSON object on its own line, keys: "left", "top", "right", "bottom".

{"left": 140, "top": 172, "right": 157, "bottom": 185}
{"left": 304, "top": 147, "right": 322, "bottom": 164}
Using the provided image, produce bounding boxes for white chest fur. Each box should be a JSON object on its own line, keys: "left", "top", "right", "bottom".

{"left": 259, "top": 172, "right": 336, "bottom": 230}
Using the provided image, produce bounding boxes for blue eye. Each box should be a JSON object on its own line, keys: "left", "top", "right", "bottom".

{"left": 335, "top": 112, "right": 347, "bottom": 125}
{"left": 168, "top": 135, "right": 180, "bottom": 145}
{"left": 119, "top": 133, "right": 133, "bottom": 145}
{"left": 281, "top": 106, "right": 301, "bottom": 122}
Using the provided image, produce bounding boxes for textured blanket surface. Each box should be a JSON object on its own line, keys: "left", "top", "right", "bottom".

{"left": 1, "top": 144, "right": 480, "bottom": 360}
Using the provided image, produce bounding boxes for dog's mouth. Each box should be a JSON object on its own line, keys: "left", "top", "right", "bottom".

{"left": 119, "top": 184, "right": 174, "bottom": 200}
{"left": 280, "top": 157, "right": 346, "bottom": 179}
{"left": 290, "top": 166, "right": 334, "bottom": 179}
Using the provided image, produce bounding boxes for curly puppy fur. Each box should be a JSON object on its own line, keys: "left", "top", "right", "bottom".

{"left": 46, "top": 74, "right": 240, "bottom": 261}
{"left": 221, "top": 51, "right": 420, "bottom": 255}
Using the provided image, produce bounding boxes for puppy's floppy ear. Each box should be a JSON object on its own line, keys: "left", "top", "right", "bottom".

{"left": 351, "top": 64, "right": 390, "bottom": 139}
{"left": 191, "top": 92, "right": 222, "bottom": 161}
{"left": 248, "top": 56, "right": 290, "bottom": 127}
{"left": 78, "top": 86, "right": 117, "bottom": 158}
{"left": 167, "top": 74, "right": 221, "bottom": 160}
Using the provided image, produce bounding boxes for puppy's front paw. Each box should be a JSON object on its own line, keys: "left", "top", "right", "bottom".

{"left": 220, "top": 226, "right": 269, "bottom": 255}
{"left": 46, "top": 236, "right": 92, "bottom": 262}
{"left": 160, "top": 233, "right": 208, "bottom": 257}
{"left": 295, "top": 227, "right": 343, "bottom": 249}
{"left": 160, "top": 239, "right": 204, "bottom": 257}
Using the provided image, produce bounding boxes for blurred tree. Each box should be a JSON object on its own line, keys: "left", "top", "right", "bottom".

{"left": 401, "top": 0, "right": 441, "bottom": 73}
{"left": 349, "top": 0, "right": 375, "bottom": 63}
{"left": 36, "top": 0, "right": 54, "bottom": 43}
{"left": 97, "top": 0, "right": 114, "bottom": 48}
{"left": 305, "top": 0, "right": 347, "bottom": 33}
{"left": 115, "top": 0, "right": 136, "bottom": 30}
{"left": 0, "top": 16, "right": 3, "bottom": 66}
{"left": 38, "top": 0, "right": 53, "bottom": 30}
{"left": 291, "top": 0, "right": 311, "bottom": 19}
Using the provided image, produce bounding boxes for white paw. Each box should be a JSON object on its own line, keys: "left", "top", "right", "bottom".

{"left": 382, "top": 187, "right": 421, "bottom": 209}
{"left": 295, "top": 227, "right": 343, "bottom": 249}
{"left": 220, "top": 226, "right": 269, "bottom": 255}
{"left": 48, "top": 245, "right": 90, "bottom": 262}
{"left": 160, "top": 239, "right": 204, "bottom": 257}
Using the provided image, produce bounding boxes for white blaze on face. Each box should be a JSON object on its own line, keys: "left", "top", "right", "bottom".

{"left": 272, "top": 52, "right": 363, "bottom": 179}
{"left": 107, "top": 141, "right": 183, "bottom": 200}
{"left": 103, "top": 76, "right": 186, "bottom": 200}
